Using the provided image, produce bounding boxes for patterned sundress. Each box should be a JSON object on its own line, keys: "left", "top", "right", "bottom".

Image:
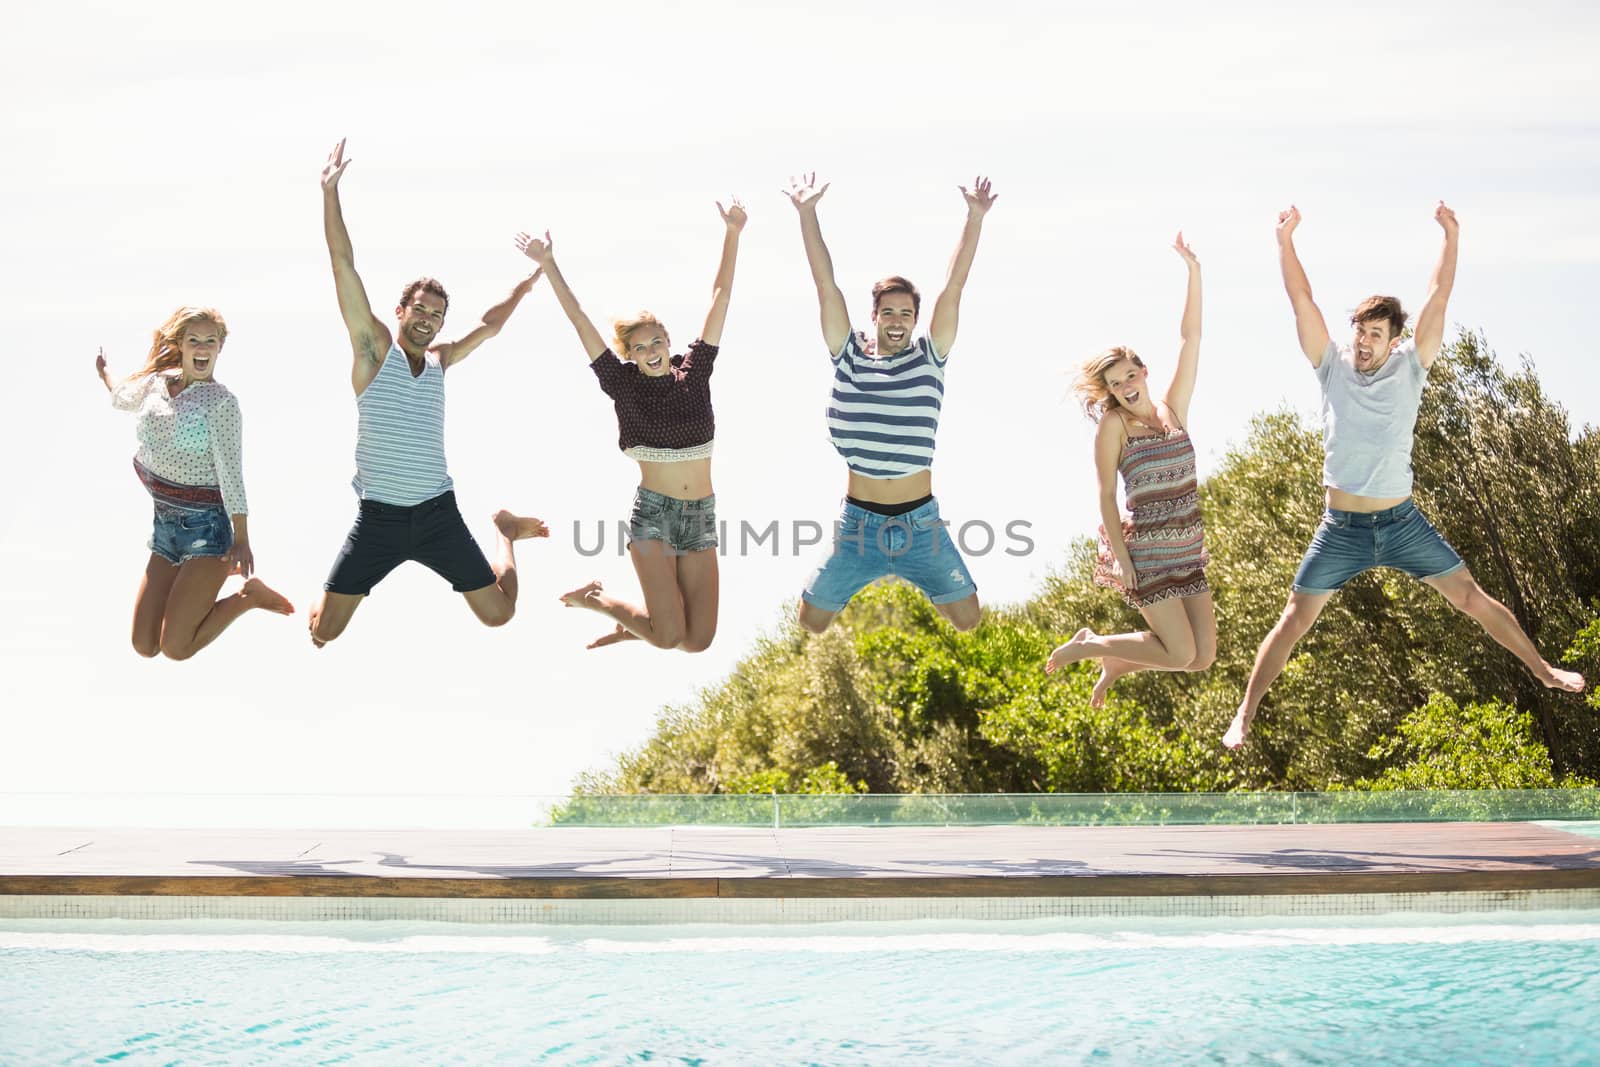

{"left": 1094, "top": 415, "right": 1210, "bottom": 608}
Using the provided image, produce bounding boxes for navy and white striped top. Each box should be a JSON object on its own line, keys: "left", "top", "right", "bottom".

{"left": 352, "top": 344, "right": 453, "bottom": 506}
{"left": 825, "top": 331, "right": 947, "bottom": 479}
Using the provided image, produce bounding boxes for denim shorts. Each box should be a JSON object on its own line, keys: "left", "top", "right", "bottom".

{"left": 802, "top": 496, "right": 977, "bottom": 612}
{"left": 149, "top": 502, "right": 232, "bottom": 566}
{"left": 324, "top": 491, "right": 496, "bottom": 595}
{"left": 1291, "top": 498, "right": 1466, "bottom": 594}
{"left": 627, "top": 487, "right": 718, "bottom": 554}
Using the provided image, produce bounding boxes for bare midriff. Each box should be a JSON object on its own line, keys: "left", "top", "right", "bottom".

{"left": 1326, "top": 487, "right": 1410, "bottom": 513}
{"left": 638, "top": 457, "right": 714, "bottom": 500}
{"left": 847, "top": 469, "right": 933, "bottom": 505}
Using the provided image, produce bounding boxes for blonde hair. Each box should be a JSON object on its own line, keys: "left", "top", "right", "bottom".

{"left": 127, "top": 306, "right": 228, "bottom": 382}
{"left": 1072, "top": 346, "right": 1146, "bottom": 422}
{"left": 611, "top": 311, "right": 667, "bottom": 357}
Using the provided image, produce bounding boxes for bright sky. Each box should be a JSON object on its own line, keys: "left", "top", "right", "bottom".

{"left": 4, "top": 0, "right": 1598, "bottom": 824}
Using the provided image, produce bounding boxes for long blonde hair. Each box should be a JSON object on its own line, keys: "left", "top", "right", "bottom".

{"left": 1071, "top": 346, "right": 1146, "bottom": 422}
{"left": 611, "top": 310, "right": 666, "bottom": 357}
{"left": 126, "top": 306, "right": 228, "bottom": 382}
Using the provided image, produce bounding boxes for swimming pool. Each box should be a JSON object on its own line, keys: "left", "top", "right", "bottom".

{"left": 4, "top": 912, "right": 1599, "bottom": 1064}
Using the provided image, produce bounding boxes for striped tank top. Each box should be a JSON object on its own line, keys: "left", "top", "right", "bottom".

{"left": 352, "top": 343, "right": 453, "bottom": 506}
{"left": 826, "top": 332, "right": 945, "bottom": 479}
{"left": 1094, "top": 418, "right": 1209, "bottom": 608}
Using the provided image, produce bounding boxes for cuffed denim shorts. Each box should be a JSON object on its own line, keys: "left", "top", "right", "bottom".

{"left": 627, "top": 487, "right": 718, "bottom": 554}
{"left": 1291, "top": 498, "right": 1466, "bottom": 594}
{"left": 802, "top": 496, "right": 977, "bottom": 612}
{"left": 149, "top": 502, "right": 232, "bottom": 566}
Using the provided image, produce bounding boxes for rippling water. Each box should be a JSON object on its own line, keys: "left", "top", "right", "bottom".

{"left": 3, "top": 913, "right": 1599, "bottom": 1065}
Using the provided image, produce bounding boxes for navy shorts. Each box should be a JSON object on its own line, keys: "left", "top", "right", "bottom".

{"left": 1292, "top": 498, "right": 1466, "bottom": 594}
{"left": 324, "top": 491, "right": 496, "bottom": 596}
{"left": 150, "top": 502, "right": 232, "bottom": 566}
{"left": 802, "top": 496, "right": 977, "bottom": 613}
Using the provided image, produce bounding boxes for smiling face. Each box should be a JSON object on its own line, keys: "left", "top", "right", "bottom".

{"left": 1351, "top": 318, "right": 1400, "bottom": 373}
{"left": 624, "top": 324, "right": 672, "bottom": 376}
{"left": 1102, "top": 357, "right": 1150, "bottom": 411}
{"left": 178, "top": 319, "right": 224, "bottom": 382}
{"left": 872, "top": 292, "right": 917, "bottom": 354}
{"left": 396, "top": 290, "right": 447, "bottom": 351}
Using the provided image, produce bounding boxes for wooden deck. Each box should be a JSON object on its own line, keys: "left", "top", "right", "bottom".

{"left": 2, "top": 822, "right": 1598, "bottom": 899}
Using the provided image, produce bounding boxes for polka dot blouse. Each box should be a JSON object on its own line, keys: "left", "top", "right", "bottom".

{"left": 590, "top": 340, "right": 718, "bottom": 462}
{"left": 111, "top": 373, "right": 249, "bottom": 515}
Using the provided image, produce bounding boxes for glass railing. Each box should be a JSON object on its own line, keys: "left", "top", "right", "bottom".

{"left": 6, "top": 789, "right": 1595, "bottom": 830}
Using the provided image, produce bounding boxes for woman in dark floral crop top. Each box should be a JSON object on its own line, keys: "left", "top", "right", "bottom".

{"left": 516, "top": 199, "right": 745, "bottom": 653}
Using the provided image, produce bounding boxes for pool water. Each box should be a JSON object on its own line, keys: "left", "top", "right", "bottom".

{"left": 4, "top": 913, "right": 1599, "bottom": 1065}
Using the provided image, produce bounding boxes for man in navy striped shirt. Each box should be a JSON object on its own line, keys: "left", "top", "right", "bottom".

{"left": 785, "top": 173, "right": 997, "bottom": 634}
{"left": 308, "top": 139, "right": 549, "bottom": 648}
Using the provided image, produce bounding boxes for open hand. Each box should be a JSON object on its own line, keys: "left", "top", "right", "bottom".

{"left": 1434, "top": 200, "right": 1459, "bottom": 236}
{"left": 321, "top": 138, "right": 351, "bottom": 191}
{"left": 95, "top": 347, "right": 108, "bottom": 377}
{"left": 960, "top": 176, "right": 997, "bottom": 216}
{"left": 784, "top": 172, "right": 829, "bottom": 212}
{"left": 514, "top": 230, "right": 555, "bottom": 267}
{"left": 1276, "top": 205, "right": 1301, "bottom": 242}
{"left": 1173, "top": 230, "right": 1199, "bottom": 265}
{"left": 717, "top": 197, "right": 748, "bottom": 231}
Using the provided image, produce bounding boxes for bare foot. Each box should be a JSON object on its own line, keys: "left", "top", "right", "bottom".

{"left": 494, "top": 510, "right": 549, "bottom": 541}
{"left": 1540, "top": 665, "right": 1586, "bottom": 693}
{"left": 1091, "top": 667, "right": 1119, "bottom": 708}
{"left": 560, "top": 580, "right": 604, "bottom": 610}
{"left": 1223, "top": 707, "right": 1252, "bottom": 749}
{"left": 241, "top": 577, "right": 294, "bottom": 615}
{"left": 587, "top": 624, "right": 638, "bottom": 650}
{"left": 1045, "top": 628, "right": 1095, "bottom": 674}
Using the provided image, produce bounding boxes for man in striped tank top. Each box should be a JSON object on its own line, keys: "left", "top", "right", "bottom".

{"left": 1224, "top": 203, "right": 1585, "bottom": 747}
{"left": 785, "top": 173, "right": 997, "bottom": 634}
{"left": 307, "top": 139, "right": 549, "bottom": 648}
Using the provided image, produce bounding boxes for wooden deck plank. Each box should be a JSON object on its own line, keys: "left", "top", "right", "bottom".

{"left": 1, "top": 822, "right": 1595, "bottom": 898}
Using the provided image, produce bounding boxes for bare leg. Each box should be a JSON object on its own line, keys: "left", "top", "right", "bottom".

{"left": 673, "top": 547, "right": 720, "bottom": 653}
{"left": 1088, "top": 593, "right": 1218, "bottom": 706}
{"left": 1047, "top": 598, "right": 1197, "bottom": 674}
{"left": 587, "top": 624, "right": 640, "bottom": 650}
{"left": 159, "top": 559, "right": 295, "bottom": 661}
{"left": 1425, "top": 569, "right": 1586, "bottom": 691}
{"left": 797, "top": 600, "right": 838, "bottom": 635}
{"left": 561, "top": 540, "right": 685, "bottom": 650}
{"left": 935, "top": 593, "right": 981, "bottom": 633}
{"left": 132, "top": 554, "right": 179, "bottom": 658}
{"left": 462, "top": 511, "right": 548, "bottom": 627}
{"left": 309, "top": 590, "right": 365, "bottom": 648}
{"left": 1225, "top": 590, "right": 1333, "bottom": 748}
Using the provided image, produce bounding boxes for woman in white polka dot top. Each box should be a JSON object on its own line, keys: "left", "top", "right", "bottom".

{"left": 97, "top": 306, "right": 295, "bottom": 659}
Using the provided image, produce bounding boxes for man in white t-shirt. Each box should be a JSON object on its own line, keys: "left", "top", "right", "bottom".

{"left": 1224, "top": 202, "right": 1585, "bottom": 748}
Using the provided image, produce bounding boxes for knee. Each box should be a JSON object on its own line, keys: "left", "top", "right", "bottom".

{"left": 677, "top": 632, "right": 714, "bottom": 654}
{"left": 131, "top": 635, "right": 160, "bottom": 659}
{"left": 797, "top": 604, "right": 833, "bottom": 635}
{"left": 1443, "top": 580, "right": 1484, "bottom": 614}
{"left": 310, "top": 612, "right": 345, "bottom": 646}
{"left": 479, "top": 604, "right": 515, "bottom": 628}
{"left": 1186, "top": 649, "right": 1216, "bottom": 672}
{"left": 940, "top": 599, "right": 982, "bottom": 632}
{"left": 1276, "top": 606, "right": 1316, "bottom": 641}
{"left": 650, "top": 620, "right": 685, "bottom": 649}
{"left": 159, "top": 635, "right": 196, "bottom": 662}
{"left": 1164, "top": 636, "right": 1197, "bottom": 670}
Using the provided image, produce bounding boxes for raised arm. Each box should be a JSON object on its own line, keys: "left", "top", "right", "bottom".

{"left": 1095, "top": 416, "right": 1136, "bottom": 588}
{"left": 928, "top": 176, "right": 997, "bottom": 358}
{"left": 1163, "top": 232, "right": 1202, "bottom": 424}
{"left": 784, "top": 173, "right": 850, "bottom": 354}
{"left": 699, "top": 198, "right": 747, "bottom": 346}
{"left": 1412, "top": 201, "right": 1459, "bottom": 370}
{"left": 320, "top": 139, "right": 391, "bottom": 384}
{"left": 1276, "top": 206, "right": 1330, "bottom": 367}
{"left": 436, "top": 270, "right": 543, "bottom": 370}
{"left": 514, "top": 231, "right": 608, "bottom": 361}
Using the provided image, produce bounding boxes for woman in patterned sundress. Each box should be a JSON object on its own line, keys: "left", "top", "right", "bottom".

{"left": 96, "top": 306, "right": 294, "bottom": 660}
{"left": 1045, "top": 234, "right": 1215, "bottom": 707}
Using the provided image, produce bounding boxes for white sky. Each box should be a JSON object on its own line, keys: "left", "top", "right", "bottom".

{"left": 3, "top": 0, "right": 1598, "bottom": 822}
